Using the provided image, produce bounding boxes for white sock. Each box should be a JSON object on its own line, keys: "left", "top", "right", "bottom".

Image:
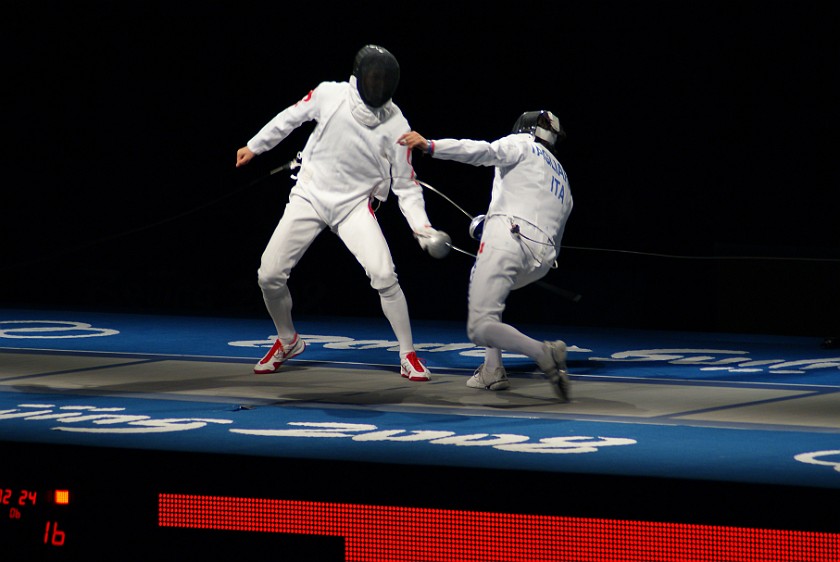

{"left": 263, "top": 285, "right": 296, "bottom": 341}
{"left": 484, "top": 347, "right": 503, "bottom": 370}
{"left": 379, "top": 284, "right": 414, "bottom": 356}
{"left": 477, "top": 322, "right": 543, "bottom": 363}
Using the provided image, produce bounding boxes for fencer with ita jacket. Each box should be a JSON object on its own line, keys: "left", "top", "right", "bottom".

{"left": 246, "top": 77, "right": 430, "bottom": 231}
{"left": 429, "top": 133, "right": 573, "bottom": 281}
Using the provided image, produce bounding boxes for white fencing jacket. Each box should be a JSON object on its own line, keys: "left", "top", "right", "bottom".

{"left": 247, "top": 77, "right": 430, "bottom": 231}
{"left": 430, "top": 133, "right": 573, "bottom": 249}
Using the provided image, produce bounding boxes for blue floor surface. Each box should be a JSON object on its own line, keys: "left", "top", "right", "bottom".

{"left": 2, "top": 308, "right": 839, "bottom": 492}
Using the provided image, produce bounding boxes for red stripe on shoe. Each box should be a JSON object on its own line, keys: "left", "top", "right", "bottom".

{"left": 258, "top": 339, "right": 284, "bottom": 364}
{"left": 405, "top": 351, "right": 425, "bottom": 372}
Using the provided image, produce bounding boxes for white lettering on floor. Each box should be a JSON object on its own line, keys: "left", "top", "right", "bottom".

{"left": 0, "top": 404, "right": 635, "bottom": 455}
{"left": 0, "top": 404, "right": 232, "bottom": 433}
{"left": 0, "top": 320, "right": 119, "bottom": 339}
{"left": 230, "top": 421, "right": 637, "bottom": 454}
{"left": 794, "top": 450, "right": 840, "bottom": 473}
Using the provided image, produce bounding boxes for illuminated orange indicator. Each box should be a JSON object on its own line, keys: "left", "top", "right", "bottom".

{"left": 54, "top": 490, "right": 70, "bottom": 505}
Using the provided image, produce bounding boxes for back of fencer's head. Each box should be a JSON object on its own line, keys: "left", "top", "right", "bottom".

{"left": 512, "top": 110, "right": 567, "bottom": 150}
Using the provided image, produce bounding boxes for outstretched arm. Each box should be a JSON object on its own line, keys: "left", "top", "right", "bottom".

{"left": 400, "top": 132, "right": 523, "bottom": 168}
{"left": 234, "top": 83, "right": 325, "bottom": 168}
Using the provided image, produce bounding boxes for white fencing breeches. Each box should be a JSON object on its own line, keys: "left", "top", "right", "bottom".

{"left": 257, "top": 193, "right": 413, "bottom": 353}
{"left": 467, "top": 216, "right": 556, "bottom": 363}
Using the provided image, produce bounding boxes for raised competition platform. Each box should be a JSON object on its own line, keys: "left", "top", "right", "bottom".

{"left": 1, "top": 308, "right": 839, "bottom": 560}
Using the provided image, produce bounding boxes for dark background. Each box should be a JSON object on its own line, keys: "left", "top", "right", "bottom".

{"left": 3, "top": 1, "right": 838, "bottom": 337}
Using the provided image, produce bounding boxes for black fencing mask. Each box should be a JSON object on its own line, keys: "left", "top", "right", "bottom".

{"left": 353, "top": 45, "right": 400, "bottom": 108}
{"left": 512, "top": 110, "right": 567, "bottom": 149}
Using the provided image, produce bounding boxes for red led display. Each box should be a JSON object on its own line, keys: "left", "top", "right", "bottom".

{"left": 158, "top": 494, "right": 839, "bottom": 561}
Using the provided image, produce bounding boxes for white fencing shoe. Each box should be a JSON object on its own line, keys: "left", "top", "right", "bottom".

{"left": 400, "top": 351, "right": 431, "bottom": 381}
{"left": 536, "top": 340, "right": 570, "bottom": 402}
{"left": 254, "top": 334, "right": 306, "bottom": 374}
{"left": 466, "top": 364, "right": 510, "bottom": 391}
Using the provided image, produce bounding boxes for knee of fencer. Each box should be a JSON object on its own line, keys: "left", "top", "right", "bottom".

{"left": 467, "top": 316, "right": 491, "bottom": 346}
{"left": 372, "top": 274, "right": 400, "bottom": 295}
{"left": 257, "top": 268, "right": 288, "bottom": 296}
{"left": 377, "top": 282, "right": 401, "bottom": 300}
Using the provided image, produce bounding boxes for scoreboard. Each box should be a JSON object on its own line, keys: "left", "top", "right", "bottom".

{"left": 2, "top": 441, "right": 838, "bottom": 560}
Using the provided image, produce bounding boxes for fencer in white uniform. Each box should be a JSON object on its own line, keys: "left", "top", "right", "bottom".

{"left": 398, "top": 111, "right": 573, "bottom": 400}
{"left": 236, "top": 45, "right": 440, "bottom": 381}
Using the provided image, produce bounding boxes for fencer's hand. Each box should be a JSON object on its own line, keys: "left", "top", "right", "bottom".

{"left": 415, "top": 226, "right": 452, "bottom": 259}
{"left": 397, "top": 132, "right": 430, "bottom": 153}
{"left": 414, "top": 225, "right": 437, "bottom": 251}
{"left": 236, "top": 146, "right": 255, "bottom": 167}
